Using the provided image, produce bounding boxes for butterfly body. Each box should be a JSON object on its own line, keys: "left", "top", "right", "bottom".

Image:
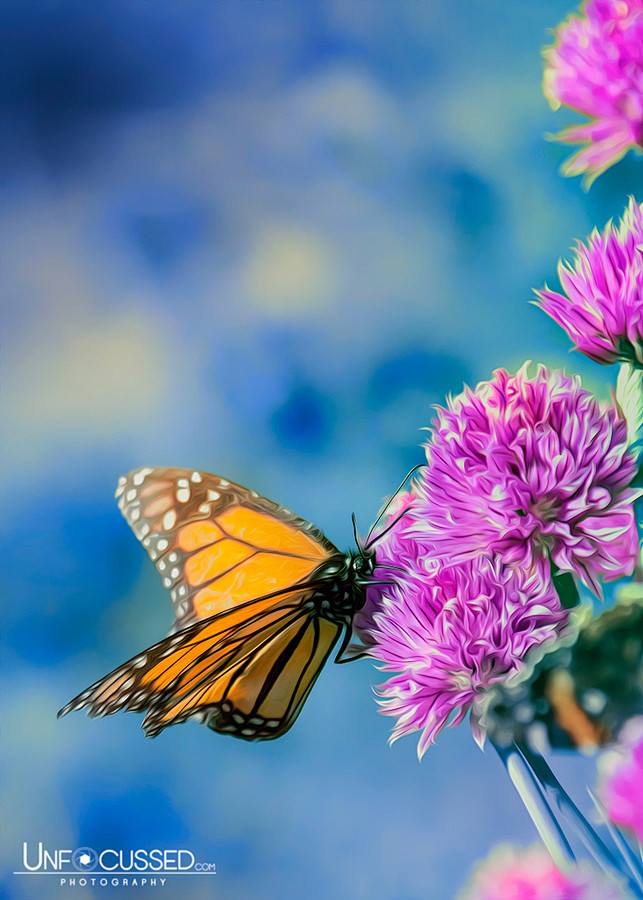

{"left": 305, "top": 549, "right": 375, "bottom": 622}
{"left": 59, "top": 467, "right": 379, "bottom": 741}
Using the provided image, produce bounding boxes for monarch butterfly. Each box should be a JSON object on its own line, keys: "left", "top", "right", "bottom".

{"left": 58, "top": 466, "right": 405, "bottom": 741}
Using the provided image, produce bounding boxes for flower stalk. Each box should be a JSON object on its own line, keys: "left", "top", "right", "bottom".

{"left": 492, "top": 739, "right": 575, "bottom": 871}
{"left": 494, "top": 739, "right": 643, "bottom": 898}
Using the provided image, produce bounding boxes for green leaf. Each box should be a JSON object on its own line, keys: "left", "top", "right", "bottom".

{"left": 616, "top": 361, "right": 643, "bottom": 450}
{"left": 550, "top": 560, "right": 580, "bottom": 610}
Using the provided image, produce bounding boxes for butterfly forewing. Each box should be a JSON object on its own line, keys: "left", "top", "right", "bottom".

{"left": 115, "top": 467, "right": 337, "bottom": 631}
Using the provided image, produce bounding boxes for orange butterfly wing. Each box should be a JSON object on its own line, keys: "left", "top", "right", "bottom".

{"left": 59, "top": 588, "right": 342, "bottom": 739}
{"left": 116, "top": 468, "right": 339, "bottom": 629}
{"left": 115, "top": 467, "right": 336, "bottom": 631}
{"left": 60, "top": 467, "right": 347, "bottom": 740}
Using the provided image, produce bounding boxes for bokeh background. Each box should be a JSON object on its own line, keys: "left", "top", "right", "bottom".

{"left": 3, "top": 1, "right": 641, "bottom": 898}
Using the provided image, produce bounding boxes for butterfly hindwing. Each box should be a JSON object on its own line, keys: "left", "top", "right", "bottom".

{"left": 59, "top": 587, "right": 342, "bottom": 740}
{"left": 146, "top": 605, "right": 342, "bottom": 739}
{"left": 115, "top": 467, "right": 337, "bottom": 631}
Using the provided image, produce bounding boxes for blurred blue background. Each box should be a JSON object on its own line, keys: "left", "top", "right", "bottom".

{"left": 3, "top": 1, "right": 640, "bottom": 898}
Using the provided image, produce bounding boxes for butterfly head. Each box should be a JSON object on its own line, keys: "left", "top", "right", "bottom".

{"left": 349, "top": 546, "right": 376, "bottom": 583}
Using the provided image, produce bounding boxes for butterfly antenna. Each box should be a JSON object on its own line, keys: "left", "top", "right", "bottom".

{"left": 364, "top": 464, "right": 425, "bottom": 548}
{"left": 351, "top": 512, "right": 361, "bottom": 550}
{"left": 365, "top": 507, "right": 410, "bottom": 551}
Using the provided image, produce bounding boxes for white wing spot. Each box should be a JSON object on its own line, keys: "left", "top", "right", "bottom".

{"left": 176, "top": 487, "right": 190, "bottom": 503}
{"left": 163, "top": 577, "right": 172, "bottom": 588}
{"left": 130, "top": 508, "right": 141, "bottom": 522}
{"left": 126, "top": 489, "right": 137, "bottom": 502}
{"left": 198, "top": 503, "right": 211, "bottom": 514}
{"left": 158, "top": 560, "right": 167, "bottom": 572}
{"left": 157, "top": 538, "right": 169, "bottom": 552}
{"left": 177, "top": 478, "right": 189, "bottom": 488}
{"left": 218, "top": 479, "right": 230, "bottom": 488}
{"left": 171, "top": 567, "right": 180, "bottom": 579}
{"left": 168, "top": 552, "right": 178, "bottom": 563}
{"left": 179, "top": 586, "right": 187, "bottom": 597}
{"left": 162, "top": 510, "right": 177, "bottom": 530}
{"left": 207, "top": 489, "right": 220, "bottom": 501}
{"left": 190, "top": 471, "right": 202, "bottom": 483}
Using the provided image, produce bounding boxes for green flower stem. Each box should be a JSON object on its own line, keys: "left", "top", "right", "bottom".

{"left": 516, "top": 740, "right": 643, "bottom": 898}
{"left": 492, "top": 739, "right": 575, "bottom": 871}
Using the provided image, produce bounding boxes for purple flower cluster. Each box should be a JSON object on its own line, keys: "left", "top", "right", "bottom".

{"left": 543, "top": 0, "right": 643, "bottom": 185}
{"left": 536, "top": 198, "right": 643, "bottom": 366}
{"left": 598, "top": 717, "right": 643, "bottom": 843}
{"left": 413, "top": 365, "right": 638, "bottom": 595}
{"left": 362, "top": 365, "right": 638, "bottom": 754}
{"left": 457, "top": 843, "right": 629, "bottom": 900}
{"left": 368, "top": 536, "right": 566, "bottom": 756}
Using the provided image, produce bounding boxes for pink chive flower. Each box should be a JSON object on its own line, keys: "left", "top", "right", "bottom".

{"left": 543, "top": 0, "right": 643, "bottom": 186}
{"left": 535, "top": 199, "right": 643, "bottom": 366}
{"left": 361, "top": 500, "right": 569, "bottom": 756}
{"left": 598, "top": 717, "right": 643, "bottom": 842}
{"left": 410, "top": 364, "right": 639, "bottom": 596}
{"left": 457, "top": 843, "right": 629, "bottom": 900}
